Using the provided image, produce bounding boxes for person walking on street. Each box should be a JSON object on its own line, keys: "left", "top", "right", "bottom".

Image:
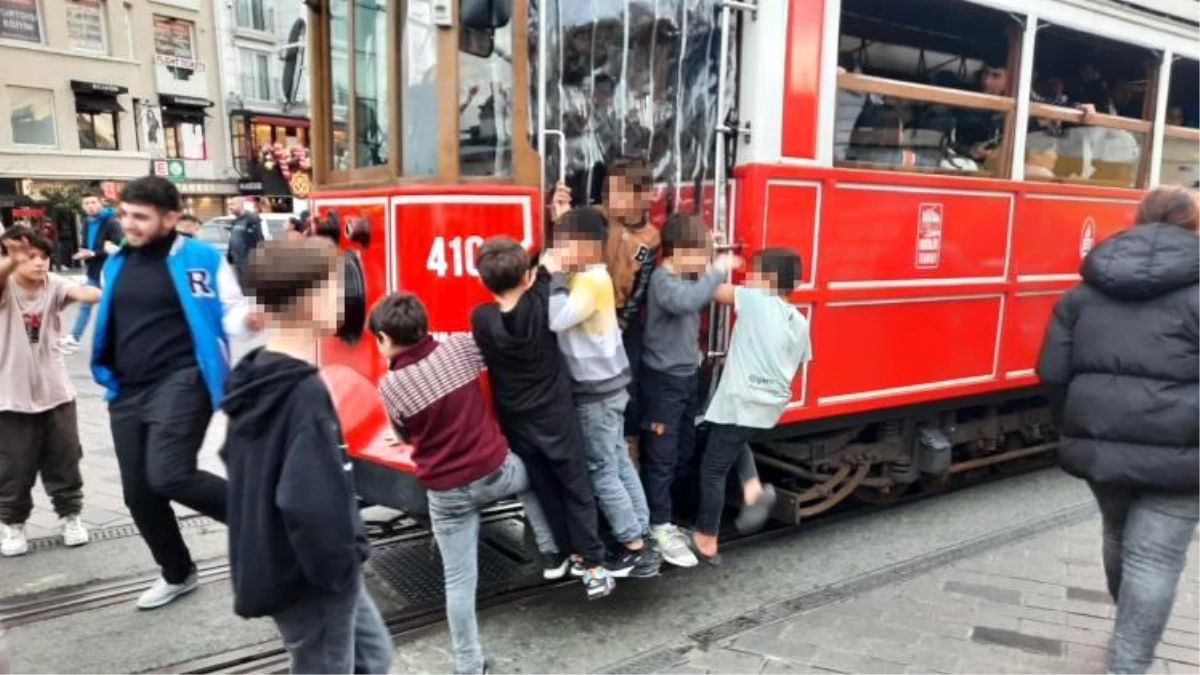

{"left": 1037, "top": 186, "right": 1199, "bottom": 674}
{"left": 0, "top": 227, "right": 101, "bottom": 557}
{"left": 226, "top": 197, "right": 265, "bottom": 285}
{"left": 91, "top": 176, "right": 259, "bottom": 610}
{"left": 60, "top": 191, "right": 122, "bottom": 353}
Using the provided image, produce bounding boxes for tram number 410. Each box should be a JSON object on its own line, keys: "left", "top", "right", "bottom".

{"left": 426, "top": 235, "right": 485, "bottom": 278}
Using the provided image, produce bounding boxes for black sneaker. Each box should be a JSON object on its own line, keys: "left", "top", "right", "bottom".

{"left": 605, "top": 548, "right": 640, "bottom": 578}
{"left": 542, "top": 552, "right": 570, "bottom": 580}
{"left": 628, "top": 546, "right": 661, "bottom": 579}
{"left": 582, "top": 567, "right": 615, "bottom": 600}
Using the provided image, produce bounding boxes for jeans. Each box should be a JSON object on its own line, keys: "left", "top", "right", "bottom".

{"left": 0, "top": 402, "right": 84, "bottom": 524}
{"left": 638, "top": 368, "right": 699, "bottom": 526}
{"left": 69, "top": 280, "right": 98, "bottom": 341}
{"left": 575, "top": 390, "right": 650, "bottom": 544}
{"left": 621, "top": 324, "right": 644, "bottom": 437}
{"left": 696, "top": 423, "right": 761, "bottom": 535}
{"left": 272, "top": 579, "right": 393, "bottom": 674}
{"left": 427, "top": 453, "right": 556, "bottom": 675}
{"left": 1089, "top": 483, "right": 1199, "bottom": 674}
{"left": 109, "top": 367, "right": 228, "bottom": 583}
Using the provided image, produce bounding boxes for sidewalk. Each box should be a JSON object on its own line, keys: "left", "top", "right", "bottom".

{"left": 668, "top": 517, "right": 1199, "bottom": 674}
{"left": 23, "top": 302, "right": 240, "bottom": 538}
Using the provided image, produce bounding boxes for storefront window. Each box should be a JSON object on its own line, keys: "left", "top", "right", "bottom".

{"left": 0, "top": 0, "right": 44, "bottom": 43}
{"left": 66, "top": 0, "right": 107, "bottom": 54}
{"left": 77, "top": 110, "right": 117, "bottom": 150}
{"left": 165, "top": 119, "right": 206, "bottom": 160}
{"left": 8, "top": 86, "right": 57, "bottom": 147}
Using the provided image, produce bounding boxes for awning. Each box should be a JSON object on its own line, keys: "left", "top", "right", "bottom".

{"left": 75, "top": 96, "right": 126, "bottom": 113}
{"left": 162, "top": 107, "right": 207, "bottom": 123}
{"left": 159, "top": 94, "right": 213, "bottom": 109}
{"left": 70, "top": 80, "right": 128, "bottom": 96}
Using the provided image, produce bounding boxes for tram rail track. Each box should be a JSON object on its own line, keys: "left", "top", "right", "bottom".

{"left": 165, "top": 452, "right": 1060, "bottom": 675}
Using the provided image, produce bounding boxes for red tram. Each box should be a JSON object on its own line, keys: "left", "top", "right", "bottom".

{"left": 305, "top": 0, "right": 1200, "bottom": 521}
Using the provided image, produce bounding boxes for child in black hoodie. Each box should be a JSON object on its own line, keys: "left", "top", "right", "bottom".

{"left": 221, "top": 239, "right": 393, "bottom": 674}
{"left": 470, "top": 236, "right": 615, "bottom": 600}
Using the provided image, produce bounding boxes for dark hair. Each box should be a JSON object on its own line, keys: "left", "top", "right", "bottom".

{"left": 80, "top": 189, "right": 104, "bottom": 202}
{"left": 314, "top": 212, "right": 341, "bottom": 244}
{"left": 605, "top": 155, "right": 651, "bottom": 197}
{"left": 476, "top": 236, "right": 531, "bottom": 294}
{"left": 661, "top": 213, "right": 710, "bottom": 257}
{"left": 554, "top": 207, "right": 608, "bottom": 244}
{"left": 1, "top": 225, "right": 53, "bottom": 258}
{"left": 752, "top": 247, "right": 803, "bottom": 295}
{"left": 119, "top": 176, "right": 181, "bottom": 213}
{"left": 368, "top": 292, "right": 428, "bottom": 346}
{"left": 177, "top": 213, "right": 200, "bottom": 226}
{"left": 1136, "top": 186, "right": 1199, "bottom": 232}
{"left": 244, "top": 239, "right": 339, "bottom": 313}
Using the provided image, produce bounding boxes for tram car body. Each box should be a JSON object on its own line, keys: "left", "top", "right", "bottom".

{"left": 306, "top": 0, "right": 1200, "bottom": 520}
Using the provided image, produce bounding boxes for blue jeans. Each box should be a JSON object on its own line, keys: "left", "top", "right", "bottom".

{"left": 1090, "top": 483, "right": 1199, "bottom": 674}
{"left": 271, "top": 578, "right": 393, "bottom": 674}
{"left": 575, "top": 390, "right": 650, "bottom": 544}
{"left": 427, "top": 453, "right": 556, "bottom": 675}
{"left": 70, "top": 280, "right": 98, "bottom": 341}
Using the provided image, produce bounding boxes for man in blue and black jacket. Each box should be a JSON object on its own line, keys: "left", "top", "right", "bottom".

{"left": 61, "top": 191, "right": 122, "bottom": 351}
{"left": 91, "top": 176, "right": 260, "bottom": 611}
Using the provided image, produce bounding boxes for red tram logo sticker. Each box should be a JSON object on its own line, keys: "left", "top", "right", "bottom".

{"left": 915, "top": 203, "right": 944, "bottom": 270}
{"left": 1080, "top": 217, "right": 1096, "bottom": 259}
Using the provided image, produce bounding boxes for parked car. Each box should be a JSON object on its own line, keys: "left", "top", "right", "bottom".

{"left": 197, "top": 213, "right": 294, "bottom": 256}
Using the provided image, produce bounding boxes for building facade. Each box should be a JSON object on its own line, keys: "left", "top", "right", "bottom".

{"left": 213, "top": 0, "right": 312, "bottom": 213}
{"left": 0, "top": 0, "right": 237, "bottom": 223}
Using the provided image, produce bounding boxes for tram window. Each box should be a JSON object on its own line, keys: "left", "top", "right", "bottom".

{"left": 402, "top": 0, "right": 439, "bottom": 176}
{"left": 1026, "top": 26, "right": 1156, "bottom": 187}
{"left": 835, "top": 0, "right": 1019, "bottom": 177}
{"left": 1159, "top": 58, "right": 1199, "bottom": 188}
{"left": 354, "top": 0, "right": 388, "bottom": 168}
{"left": 458, "top": 21, "right": 514, "bottom": 177}
{"left": 328, "top": 0, "right": 350, "bottom": 172}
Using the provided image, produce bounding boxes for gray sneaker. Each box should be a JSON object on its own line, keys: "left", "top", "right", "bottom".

{"left": 650, "top": 525, "right": 698, "bottom": 568}
{"left": 136, "top": 571, "right": 199, "bottom": 610}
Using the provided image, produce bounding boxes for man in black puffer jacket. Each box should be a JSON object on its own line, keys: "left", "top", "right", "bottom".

{"left": 1037, "top": 186, "right": 1198, "bottom": 675}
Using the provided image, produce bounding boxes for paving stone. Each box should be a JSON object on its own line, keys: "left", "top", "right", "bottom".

{"left": 1066, "top": 587, "right": 1113, "bottom": 605}
{"left": 1166, "top": 659, "right": 1200, "bottom": 674}
{"left": 943, "top": 580, "right": 1021, "bottom": 605}
{"left": 1067, "top": 613, "right": 1114, "bottom": 632}
{"left": 1165, "top": 614, "right": 1199, "bottom": 634}
{"left": 1019, "top": 618, "right": 1111, "bottom": 648}
{"left": 1160, "top": 629, "right": 1200, "bottom": 650}
{"left": 970, "top": 626, "right": 1063, "bottom": 657}
{"left": 809, "top": 647, "right": 908, "bottom": 675}
{"left": 726, "top": 621, "right": 819, "bottom": 664}
{"left": 1155, "top": 643, "right": 1200, "bottom": 666}
{"left": 1024, "top": 594, "right": 1115, "bottom": 619}
{"left": 688, "top": 647, "right": 766, "bottom": 674}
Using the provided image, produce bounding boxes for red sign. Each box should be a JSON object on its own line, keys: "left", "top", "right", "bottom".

{"left": 1080, "top": 217, "right": 1096, "bottom": 259}
{"left": 915, "top": 203, "right": 943, "bottom": 270}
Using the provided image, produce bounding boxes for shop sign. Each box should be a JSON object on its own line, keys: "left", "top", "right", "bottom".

{"left": 915, "top": 203, "right": 943, "bottom": 270}
{"left": 151, "top": 159, "right": 186, "bottom": 181}
{"left": 0, "top": 0, "right": 41, "bottom": 43}
{"left": 289, "top": 173, "right": 311, "bottom": 199}
{"left": 237, "top": 180, "right": 264, "bottom": 194}
{"left": 66, "top": 0, "right": 106, "bottom": 53}
{"left": 137, "top": 102, "right": 166, "bottom": 155}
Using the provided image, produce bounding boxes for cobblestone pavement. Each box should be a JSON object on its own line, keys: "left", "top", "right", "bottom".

{"left": 666, "top": 517, "right": 1200, "bottom": 674}
{"left": 25, "top": 298, "right": 251, "bottom": 539}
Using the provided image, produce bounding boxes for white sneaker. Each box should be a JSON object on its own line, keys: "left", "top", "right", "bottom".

{"left": 1, "top": 524, "right": 28, "bottom": 557}
{"left": 56, "top": 336, "right": 80, "bottom": 354}
{"left": 136, "top": 571, "right": 199, "bottom": 610}
{"left": 61, "top": 515, "right": 89, "bottom": 547}
{"left": 650, "top": 524, "right": 699, "bottom": 568}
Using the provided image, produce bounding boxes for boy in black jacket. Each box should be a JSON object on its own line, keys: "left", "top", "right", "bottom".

{"left": 470, "top": 236, "right": 615, "bottom": 600}
{"left": 221, "top": 239, "right": 392, "bottom": 674}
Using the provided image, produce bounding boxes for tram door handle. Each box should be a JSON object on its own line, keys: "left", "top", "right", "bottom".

{"left": 542, "top": 129, "right": 567, "bottom": 185}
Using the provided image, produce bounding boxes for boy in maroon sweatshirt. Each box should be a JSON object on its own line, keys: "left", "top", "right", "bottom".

{"left": 372, "top": 292, "right": 557, "bottom": 675}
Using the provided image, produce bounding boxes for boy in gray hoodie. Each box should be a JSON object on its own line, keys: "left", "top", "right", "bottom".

{"left": 639, "top": 214, "right": 738, "bottom": 568}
